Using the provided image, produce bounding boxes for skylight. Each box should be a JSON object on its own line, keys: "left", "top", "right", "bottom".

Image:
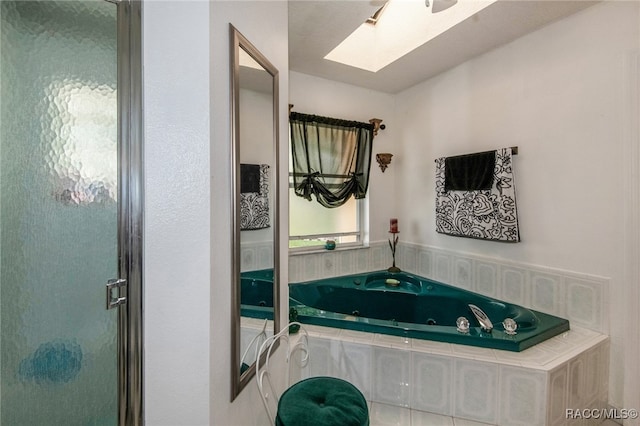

{"left": 324, "top": 0, "right": 497, "bottom": 73}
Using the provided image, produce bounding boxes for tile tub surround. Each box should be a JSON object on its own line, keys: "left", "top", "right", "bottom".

{"left": 298, "top": 324, "right": 609, "bottom": 426}
{"left": 240, "top": 240, "right": 274, "bottom": 273}
{"left": 289, "top": 242, "right": 609, "bottom": 334}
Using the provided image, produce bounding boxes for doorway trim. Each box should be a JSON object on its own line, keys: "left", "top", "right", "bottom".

{"left": 116, "top": 1, "right": 143, "bottom": 425}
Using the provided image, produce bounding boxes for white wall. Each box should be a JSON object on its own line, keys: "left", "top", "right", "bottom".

{"left": 393, "top": 1, "right": 639, "bottom": 410}
{"left": 144, "top": 1, "right": 212, "bottom": 424}
{"left": 240, "top": 88, "right": 276, "bottom": 247}
{"left": 144, "top": 1, "right": 288, "bottom": 424}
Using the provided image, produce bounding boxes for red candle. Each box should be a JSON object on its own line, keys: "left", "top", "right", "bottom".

{"left": 390, "top": 218, "right": 398, "bottom": 233}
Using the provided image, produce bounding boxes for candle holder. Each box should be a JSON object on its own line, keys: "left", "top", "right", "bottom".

{"left": 388, "top": 231, "right": 401, "bottom": 273}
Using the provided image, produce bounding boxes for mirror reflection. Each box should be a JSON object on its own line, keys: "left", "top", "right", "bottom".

{"left": 230, "top": 24, "right": 279, "bottom": 400}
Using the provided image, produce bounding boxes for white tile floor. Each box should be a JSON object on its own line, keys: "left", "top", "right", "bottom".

{"left": 368, "top": 402, "right": 622, "bottom": 426}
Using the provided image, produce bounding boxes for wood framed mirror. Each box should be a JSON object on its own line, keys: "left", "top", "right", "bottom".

{"left": 230, "top": 24, "right": 280, "bottom": 400}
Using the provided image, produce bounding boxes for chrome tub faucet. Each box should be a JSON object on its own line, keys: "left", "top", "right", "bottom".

{"left": 468, "top": 304, "right": 493, "bottom": 333}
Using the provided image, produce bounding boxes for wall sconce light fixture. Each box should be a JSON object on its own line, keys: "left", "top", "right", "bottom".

{"left": 376, "top": 153, "right": 393, "bottom": 172}
{"left": 369, "top": 118, "right": 385, "bottom": 136}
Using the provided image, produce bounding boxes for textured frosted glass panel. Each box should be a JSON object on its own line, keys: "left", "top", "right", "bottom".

{"left": 289, "top": 188, "right": 358, "bottom": 234}
{"left": 1, "top": 1, "right": 118, "bottom": 425}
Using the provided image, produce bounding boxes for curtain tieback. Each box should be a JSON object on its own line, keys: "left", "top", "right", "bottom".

{"left": 295, "top": 172, "right": 319, "bottom": 202}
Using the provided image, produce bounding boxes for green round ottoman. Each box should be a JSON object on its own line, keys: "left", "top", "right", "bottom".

{"left": 275, "top": 376, "right": 369, "bottom": 426}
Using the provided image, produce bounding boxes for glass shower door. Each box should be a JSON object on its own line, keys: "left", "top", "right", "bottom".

{"left": 1, "top": 1, "right": 120, "bottom": 424}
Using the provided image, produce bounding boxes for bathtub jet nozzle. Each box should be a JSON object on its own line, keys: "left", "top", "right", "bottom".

{"left": 468, "top": 304, "right": 493, "bottom": 333}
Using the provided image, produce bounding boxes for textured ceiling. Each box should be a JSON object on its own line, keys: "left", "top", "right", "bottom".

{"left": 289, "top": 1, "right": 598, "bottom": 93}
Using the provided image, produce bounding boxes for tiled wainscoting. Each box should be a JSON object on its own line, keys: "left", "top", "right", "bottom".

{"left": 287, "top": 242, "right": 611, "bottom": 424}
{"left": 289, "top": 242, "right": 610, "bottom": 334}
{"left": 240, "top": 240, "right": 274, "bottom": 273}
{"left": 300, "top": 324, "right": 609, "bottom": 426}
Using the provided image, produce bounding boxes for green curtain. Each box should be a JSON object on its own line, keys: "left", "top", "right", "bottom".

{"left": 290, "top": 112, "right": 374, "bottom": 208}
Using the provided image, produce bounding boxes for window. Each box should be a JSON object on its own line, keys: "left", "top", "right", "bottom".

{"left": 288, "top": 183, "right": 365, "bottom": 250}
{"left": 288, "top": 112, "right": 373, "bottom": 250}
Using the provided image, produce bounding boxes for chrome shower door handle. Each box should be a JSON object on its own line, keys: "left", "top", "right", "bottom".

{"left": 106, "top": 278, "right": 127, "bottom": 310}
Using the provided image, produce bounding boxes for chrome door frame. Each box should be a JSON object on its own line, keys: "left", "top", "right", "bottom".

{"left": 116, "top": 1, "right": 143, "bottom": 425}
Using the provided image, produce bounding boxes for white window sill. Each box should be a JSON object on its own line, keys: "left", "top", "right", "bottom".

{"left": 288, "top": 243, "right": 369, "bottom": 256}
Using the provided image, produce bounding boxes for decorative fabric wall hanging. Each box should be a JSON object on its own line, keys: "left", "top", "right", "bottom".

{"left": 435, "top": 147, "right": 520, "bottom": 242}
{"left": 240, "top": 163, "right": 270, "bottom": 230}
